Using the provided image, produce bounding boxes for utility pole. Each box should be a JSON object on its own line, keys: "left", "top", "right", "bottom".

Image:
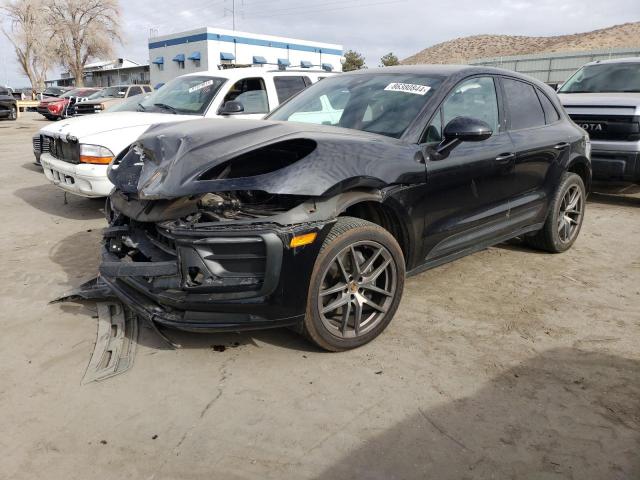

{"left": 224, "top": 0, "right": 243, "bottom": 30}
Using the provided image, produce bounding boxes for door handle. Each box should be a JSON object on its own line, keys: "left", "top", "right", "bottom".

{"left": 554, "top": 142, "right": 570, "bottom": 150}
{"left": 495, "top": 153, "right": 516, "bottom": 163}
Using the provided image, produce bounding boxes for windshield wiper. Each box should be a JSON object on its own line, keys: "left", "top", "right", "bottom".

{"left": 153, "top": 103, "right": 178, "bottom": 114}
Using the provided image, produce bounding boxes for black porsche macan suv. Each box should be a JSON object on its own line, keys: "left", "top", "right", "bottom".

{"left": 101, "top": 66, "right": 591, "bottom": 351}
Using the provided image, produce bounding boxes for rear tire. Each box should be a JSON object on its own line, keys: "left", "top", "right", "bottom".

{"left": 303, "top": 217, "right": 405, "bottom": 351}
{"left": 526, "top": 172, "right": 585, "bottom": 253}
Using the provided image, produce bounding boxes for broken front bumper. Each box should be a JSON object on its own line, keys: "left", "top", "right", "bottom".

{"left": 100, "top": 219, "right": 332, "bottom": 332}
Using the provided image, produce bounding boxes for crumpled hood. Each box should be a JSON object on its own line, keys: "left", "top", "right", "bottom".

{"left": 39, "top": 111, "right": 194, "bottom": 140}
{"left": 111, "top": 118, "right": 424, "bottom": 199}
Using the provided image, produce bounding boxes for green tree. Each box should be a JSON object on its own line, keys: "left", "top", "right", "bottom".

{"left": 380, "top": 52, "right": 399, "bottom": 67}
{"left": 342, "top": 49, "right": 365, "bottom": 72}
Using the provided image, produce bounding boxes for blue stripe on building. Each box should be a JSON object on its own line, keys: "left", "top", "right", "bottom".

{"left": 149, "top": 33, "right": 342, "bottom": 56}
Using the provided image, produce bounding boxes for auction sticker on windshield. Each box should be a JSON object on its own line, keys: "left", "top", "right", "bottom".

{"left": 384, "top": 83, "right": 431, "bottom": 95}
{"left": 189, "top": 80, "right": 214, "bottom": 93}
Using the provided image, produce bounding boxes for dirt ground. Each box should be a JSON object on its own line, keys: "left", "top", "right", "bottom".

{"left": 1, "top": 112, "right": 639, "bottom": 480}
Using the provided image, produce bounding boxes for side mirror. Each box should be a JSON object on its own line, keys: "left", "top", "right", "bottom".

{"left": 118, "top": 91, "right": 126, "bottom": 97}
{"left": 437, "top": 116, "right": 492, "bottom": 156}
{"left": 556, "top": 82, "right": 564, "bottom": 91}
{"left": 219, "top": 100, "right": 244, "bottom": 115}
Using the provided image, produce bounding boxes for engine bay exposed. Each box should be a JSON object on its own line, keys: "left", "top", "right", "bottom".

{"left": 108, "top": 189, "right": 313, "bottom": 226}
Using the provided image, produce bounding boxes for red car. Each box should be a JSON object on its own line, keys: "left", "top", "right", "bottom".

{"left": 37, "top": 88, "right": 100, "bottom": 120}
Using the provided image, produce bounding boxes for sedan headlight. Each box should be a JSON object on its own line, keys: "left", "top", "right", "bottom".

{"left": 80, "top": 144, "right": 114, "bottom": 164}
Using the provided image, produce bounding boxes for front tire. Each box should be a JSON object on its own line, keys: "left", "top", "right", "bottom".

{"left": 303, "top": 217, "right": 405, "bottom": 351}
{"left": 526, "top": 172, "right": 586, "bottom": 253}
{"left": 9, "top": 105, "right": 17, "bottom": 121}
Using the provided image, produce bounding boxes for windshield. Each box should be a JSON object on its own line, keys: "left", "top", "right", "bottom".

{"left": 44, "top": 87, "right": 65, "bottom": 96}
{"left": 88, "top": 86, "right": 127, "bottom": 100}
{"left": 267, "top": 73, "right": 443, "bottom": 138}
{"left": 137, "top": 76, "right": 226, "bottom": 115}
{"left": 107, "top": 94, "right": 151, "bottom": 112}
{"left": 559, "top": 62, "right": 640, "bottom": 93}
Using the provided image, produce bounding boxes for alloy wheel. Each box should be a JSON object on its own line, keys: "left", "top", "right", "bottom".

{"left": 10, "top": 106, "right": 17, "bottom": 120}
{"left": 317, "top": 240, "right": 397, "bottom": 339}
{"left": 557, "top": 184, "right": 583, "bottom": 243}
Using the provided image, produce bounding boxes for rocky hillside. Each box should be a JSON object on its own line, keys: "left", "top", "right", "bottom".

{"left": 402, "top": 22, "right": 640, "bottom": 64}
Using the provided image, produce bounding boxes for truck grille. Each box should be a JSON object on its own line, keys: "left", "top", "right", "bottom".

{"left": 569, "top": 114, "right": 640, "bottom": 141}
{"left": 32, "top": 135, "right": 51, "bottom": 153}
{"left": 47, "top": 135, "right": 80, "bottom": 163}
{"left": 75, "top": 103, "right": 102, "bottom": 115}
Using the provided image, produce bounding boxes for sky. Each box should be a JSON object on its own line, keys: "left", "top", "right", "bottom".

{"left": 1, "top": 0, "right": 639, "bottom": 87}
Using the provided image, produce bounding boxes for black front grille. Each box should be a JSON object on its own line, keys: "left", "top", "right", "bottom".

{"left": 48, "top": 136, "right": 79, "bottom": 163}
{"left": 75, "top": 103, "right": 101, "bottom": 115}
{"left": 569, "top": 114, "right": 640, "bottom": 141}
{"left": 33, "top": 135, "right": 51, "bottom": 153}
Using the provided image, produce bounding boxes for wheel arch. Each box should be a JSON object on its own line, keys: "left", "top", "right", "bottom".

{"left": 337, "top": 194, "right": 413, "bottom": 266}
{"left": 566, "top": 156, "right": 592, "bottom": 193}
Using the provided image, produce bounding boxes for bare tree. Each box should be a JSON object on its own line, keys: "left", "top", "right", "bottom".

{"left": 1, "top": 0, "right": 53, "bottom": 94}
{"left": 47, "top": 0, "right": 122, "bottom": 86}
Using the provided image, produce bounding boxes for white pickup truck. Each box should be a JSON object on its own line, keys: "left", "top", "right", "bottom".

{"left": 558, "top": 57, "right": 640, "bottom": 184}
{"left": 34, "top": 67, "right": 332, "bottom": 197}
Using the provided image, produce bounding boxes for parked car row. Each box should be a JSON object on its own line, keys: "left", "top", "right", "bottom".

{"left": 37, "top": 88, "right": 101, "bottom": 120}
{"left": 29, "top": 58, "right": 636, "bottom": 350}
{"left": 35, "top": 84, "right": 153, "bottom": 120}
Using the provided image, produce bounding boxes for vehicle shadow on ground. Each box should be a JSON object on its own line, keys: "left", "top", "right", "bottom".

{"left": 21, "top": 162, "right": 43, "bottom": 173}
{"left": 49, "top": 229, "right": 103, "bottom": 286}
{"left": 494, "top": 238, "right": 548, "bottom": 255}
{"left": 588, "top": 192, "right": 640, "bottom": 208}
{"left": 14, "top": 185, "right": 106, "bottom": 220}
{"left": 314, "top": 348, "right": 640, "bottom": 480}
{"left": 143, "top": 323, "right": 320, "bottom": 353}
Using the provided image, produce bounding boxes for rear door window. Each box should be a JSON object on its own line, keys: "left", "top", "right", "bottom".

{"left": 503, "top": 78, "right": 546, "bottom": 130}
{"left": 128, "top": 86, "right": 143, "bottom": 97}
{"left": 273, "top": 76, "right": 308, "bottom": 103}
{"left": 223, "top": 77, "right": 269, "bottom": 114}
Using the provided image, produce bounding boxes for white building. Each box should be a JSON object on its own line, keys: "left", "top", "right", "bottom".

{"left": 148, "top": 27, "right": 343, "bottom": 86}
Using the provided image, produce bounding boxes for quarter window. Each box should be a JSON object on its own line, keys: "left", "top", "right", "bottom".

{"left": 503, "top": 78, "right": 546, "bottom": 130}
{"left": 273, "top": 76, "right": 308, "bottom": 103}
{"left": 536, "top": 90, "right": 560, "bottom": 124}
{"left": 223, "top": 77, "right": 269, "bottom": 114}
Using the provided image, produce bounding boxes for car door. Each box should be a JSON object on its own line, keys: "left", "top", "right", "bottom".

{"left": 419, "top": 75, "right": 518, "bottom": 263}
{"left": 500, "top": 77, "right": 567, "bottom": 228}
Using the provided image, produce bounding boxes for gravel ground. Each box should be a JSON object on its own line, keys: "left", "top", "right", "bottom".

{"left": 1, "top": 113, "right": 639, "bottom": 480}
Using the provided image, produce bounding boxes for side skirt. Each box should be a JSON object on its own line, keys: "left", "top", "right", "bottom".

{"left": 407, "top": 222, "right": 544, "bottom": 278}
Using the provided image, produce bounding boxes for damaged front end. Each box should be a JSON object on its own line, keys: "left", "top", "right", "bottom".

{"left": 98, "top": 118, "right": 412, "bottom": 331}
{"left": 101, "top": 189, "right": 336, "bottom": 331}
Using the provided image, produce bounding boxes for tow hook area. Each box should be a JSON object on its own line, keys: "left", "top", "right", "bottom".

{"left": 82, "top": 301, "right": 138, "bottom": 384}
